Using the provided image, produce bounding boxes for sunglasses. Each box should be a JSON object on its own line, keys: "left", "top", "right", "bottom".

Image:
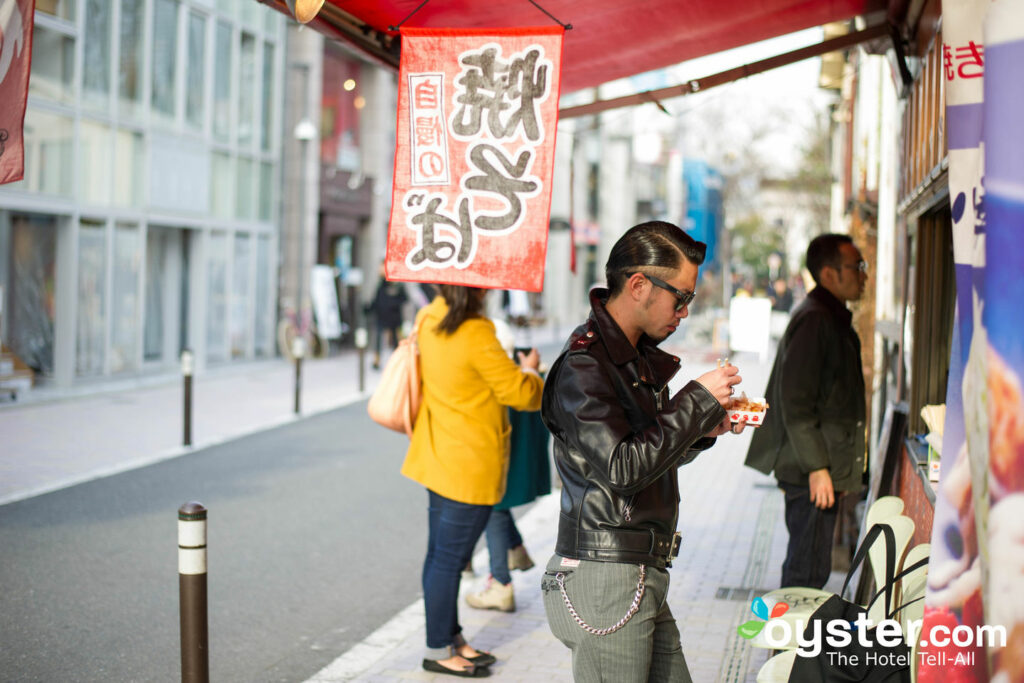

{"left": 640, "top": 273, "right": 696, "bottom": 311}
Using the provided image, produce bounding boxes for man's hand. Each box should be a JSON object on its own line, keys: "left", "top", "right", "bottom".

{"left": 696, "top": 364, "right": 742, "bottom": 407}
{"left": 706, "top": 416, "right": 747, "bottom": 437}
{"left": 808, "top": 468, "right": 835, "bottom": 509}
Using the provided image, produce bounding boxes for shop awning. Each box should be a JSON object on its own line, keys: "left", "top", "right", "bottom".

{"left": 271, "top": 0, "right": 890, "bottom": 94}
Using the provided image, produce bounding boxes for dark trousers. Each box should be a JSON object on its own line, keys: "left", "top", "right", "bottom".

{"left": 422, "top": 490, "right": 492, "bottom": 651}
{"left": 484, "top": 508, "right": 523, "bottom": 585}
{"left": 779, "top": 481, "right": 839, "bottom": 589}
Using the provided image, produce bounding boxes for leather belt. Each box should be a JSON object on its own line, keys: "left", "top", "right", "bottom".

{"left": 576, "top": 529, "right": 682, "bottom": 560}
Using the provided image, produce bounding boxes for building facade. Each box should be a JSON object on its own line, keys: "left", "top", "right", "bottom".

{"left": 0, "top": 0, "right": 287, "bottom": 389}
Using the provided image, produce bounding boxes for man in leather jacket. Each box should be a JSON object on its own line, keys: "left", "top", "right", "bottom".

{"left": 541, "top": 221, "right": 744, "bottom": 682}
{"left": 744, "top": 233, "right": 868, "bottom": 589}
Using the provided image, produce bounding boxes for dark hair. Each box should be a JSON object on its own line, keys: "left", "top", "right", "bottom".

{"left": 437, "top": 285, "right": 486, "bottom": 335}
{"left": 806, "top": 233, "right": 853, "bottom": 285}
{"left": 605, "top": 221, "right": 707, "bottom": 296}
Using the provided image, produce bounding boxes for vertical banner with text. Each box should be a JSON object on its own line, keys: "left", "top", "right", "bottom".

{"left": 386, "top": 27, "right": 564, "bottom": 292}
{"left": 0, "top": 0, "right": 34, "bottom": 184}
{"left": 919, "top": 1, "right": 992, "bottom": 680}
{"left": 983, "top": 0, "right": 1024, "bottom": 678}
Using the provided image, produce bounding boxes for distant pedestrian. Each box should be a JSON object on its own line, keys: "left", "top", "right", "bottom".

{"left": 744, "top": 233, "right": 869, "bottom": 589}
{"left": 770, "top": 278, "right": 793, "bottom": 312}
{"left": 401, "top": 285, "right": 544, "bottom": 677}
{"left": 465, "top": 320, "right": 550, "bottom": 614}
{"left": 541, "top": 221, "right": 746, "bottom": 682}
{"left": 367, "top": 262, "right": 407, "bottom": 369}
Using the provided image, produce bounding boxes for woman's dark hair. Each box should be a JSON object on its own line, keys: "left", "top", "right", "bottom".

{"left": 437, "top": 285, "right": 486, "bottom": 335}
{"left": 805, "top": 233, "right": 853, "bottom": 285}
{"left": 605, "top": 221, "right": 707, "bottom": 296}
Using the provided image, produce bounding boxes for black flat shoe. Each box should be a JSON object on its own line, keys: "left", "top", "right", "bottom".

{"left": 422, "top": 658, "right": 491, "bottom": 677}
{"left": 466, "top": 651, "right": 496, "bottom": 667}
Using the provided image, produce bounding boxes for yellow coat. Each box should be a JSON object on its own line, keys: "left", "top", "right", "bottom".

{"left": 401, "top": 298, "right": 544, "bottom": 505}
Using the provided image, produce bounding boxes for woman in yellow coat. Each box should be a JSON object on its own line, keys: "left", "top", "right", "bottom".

{"left": 402, "top": 285, "right": 543, "bottom": 677}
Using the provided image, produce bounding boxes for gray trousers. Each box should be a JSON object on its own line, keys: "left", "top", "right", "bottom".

{"left": 541, "top": 554, "right": 693, "bottom": 682}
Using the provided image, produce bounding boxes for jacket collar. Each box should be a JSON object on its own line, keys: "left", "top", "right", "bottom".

{"left": 808, "top": 286, "right": 853, "bottom": 326}
{"left": 587, "top": 288, "right": 681, "bottom": 384}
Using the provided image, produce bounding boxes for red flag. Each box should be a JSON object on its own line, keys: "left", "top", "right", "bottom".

{"left": 386, "top": 26, "right": 564, "bottom": 292}
{"left": 0, "top": 0, "right": 34, "bottom": 185}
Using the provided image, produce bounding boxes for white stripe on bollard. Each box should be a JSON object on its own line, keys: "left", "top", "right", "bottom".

{"left": 179, "top": 548, "right": 207, "bottom": 575}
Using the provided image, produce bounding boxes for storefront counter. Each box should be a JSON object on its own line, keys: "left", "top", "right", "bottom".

{"left": 896, "top": 438, "right": 936, "bottom": 548}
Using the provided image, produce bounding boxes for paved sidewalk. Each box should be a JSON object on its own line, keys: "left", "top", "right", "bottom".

{"left": 305, "top": 346, "right": 793, "bottom": 683}
{"left": 2, "top": 327, "right": 798, "bottom": 682}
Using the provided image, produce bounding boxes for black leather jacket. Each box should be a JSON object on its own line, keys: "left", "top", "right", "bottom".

{"left": 541, "top": 289, "right": 727, "bottom": 568}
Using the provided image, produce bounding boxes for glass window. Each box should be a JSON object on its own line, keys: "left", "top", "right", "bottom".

{"left": 8, "top": 215, "right": 57, "bottom": 377}
{"left": 29, "top": 25, "right": 75, "bottom": 103}
{"left": 211, "top": 152, "right": 234, "bottom": 218}
{"left": 206, "top": 231, "right": 228, "bottom": 363}
{"left": 35, "top": 0, "right": 75, "bottom": 21}
{"left": 254, "top": 236, "right": 272, "bottom": 356}
{"left": 238, "top": 33, "right": 257, "bottom": 148}
{"left": 260, "top": 42, "right": 275, "bottom": 152}
{"left": 112, "top": 129, "right": 145, "bottom": 207}
{"left": 213, "top": 21, "right": 233, "bottom": 142}
{"left": 14, "top": 109, "right": 73, "bottom": 196}
{"left": 230, "top": 233, "right": 251, "bottom": 358}
{"left": 258, "top": 161, "right": 274, "bottom": 222}
{"left": 77, "top": 221, "right": 107, "bottom": 376}
{"left": 151, "top": 0, "right": 180, "bottom": 121}
{"left": 235, "top": 156, "right": 254, "bottom": 220}
{"left": 186, "top": 11, "right": 207, "bottom": 129}
{"left": 83, "top": 0, "right": 112, "bottom": 110}
{"left": 79, "top": 120, "right": 113, "bottom": 205}
{"left": 119, "top": 0, "right": 145, "bottom": 115}
{"left": 110, "top": 224, "right": 140, "bottom": 373}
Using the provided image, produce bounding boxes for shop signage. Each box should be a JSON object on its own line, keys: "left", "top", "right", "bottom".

{"left": 385, "top": 26, "right": 564, "bottom": 292}
{"left": 0, "top": 0, "right": 34, "bottom": 184}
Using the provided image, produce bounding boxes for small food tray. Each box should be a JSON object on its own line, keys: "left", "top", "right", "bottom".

{"left": 728, "top": 397, "right": 768, "bottom": 427}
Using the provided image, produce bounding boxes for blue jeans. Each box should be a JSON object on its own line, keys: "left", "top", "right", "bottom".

{"left": 779, "top": 481, "right": 839, "bottom": 589}
{"left": 423, "top": 490, "right": 492, "bottom": 652}
{"left": 485, "top": 508, "right": 524, "bottom": 585}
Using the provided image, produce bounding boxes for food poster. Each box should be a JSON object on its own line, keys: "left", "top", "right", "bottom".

{"left": 386, "top": 26, "right": 564, "bottom": 292}
{"left": 919, "top": 0, "right": 993, "bottom": 679}
{"left": 983, "top": 1, "right": 1024, "bottom": 679}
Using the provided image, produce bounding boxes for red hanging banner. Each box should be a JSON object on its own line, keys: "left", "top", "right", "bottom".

{"left": 386, "top": 26, "right": 564, "bottom": 292}
{"left": 0, "top": 0, "right": 35, "bottom": 185}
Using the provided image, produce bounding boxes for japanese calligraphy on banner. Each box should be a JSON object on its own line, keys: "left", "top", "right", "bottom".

{"left": 386, "top": 26, "right": 564, "bottom": 292}
{"left": 0, "top": 0, "right": 34, "bottom": 185}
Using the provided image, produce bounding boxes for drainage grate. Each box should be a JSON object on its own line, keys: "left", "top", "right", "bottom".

{"left": 715, "top": 586, "right": 771, "bottom": 601}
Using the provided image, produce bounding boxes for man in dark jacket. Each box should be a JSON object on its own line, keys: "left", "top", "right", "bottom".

{"left": 745, "top": 233, "right": 869, "bottom": 589}
{"left": 541, "top": 221, "right": 744, "bottom": 683}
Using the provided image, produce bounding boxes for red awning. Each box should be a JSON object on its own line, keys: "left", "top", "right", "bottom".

{"left": 296, "top": 0, "right": 887, "bottom": 94}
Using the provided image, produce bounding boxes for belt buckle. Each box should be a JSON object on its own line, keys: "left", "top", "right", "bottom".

{"left": 668, "top": 532, "right": 682, "bottom": 560}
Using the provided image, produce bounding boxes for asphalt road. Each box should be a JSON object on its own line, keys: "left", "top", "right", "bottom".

{"left": 0, "top": 403, "right": 430, "bottom": 682}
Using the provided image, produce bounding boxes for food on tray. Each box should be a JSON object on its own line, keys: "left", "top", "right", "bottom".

{"left": 727, "top": 394, "right": 768, "bottom": 426}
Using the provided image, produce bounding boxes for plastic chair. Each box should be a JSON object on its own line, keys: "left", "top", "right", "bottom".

{"left": 750, "top": 514, "right": 915, "bottom": 650}
{"left": 749, "top": 497, "right": 908, "bottom": 650}
{"left": 756, "top": 649, "right": 797, "bottom": 682}
{"left": 893, "top": 543, "right": 930, "bottom": 635}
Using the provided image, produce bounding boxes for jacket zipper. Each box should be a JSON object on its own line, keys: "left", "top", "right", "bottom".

{"left": 622, "top": 495, "right": 635, "bottom": 522}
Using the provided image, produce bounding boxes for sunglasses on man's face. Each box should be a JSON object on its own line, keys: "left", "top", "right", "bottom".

{"left": 639, "top": 273, "right": 696, "bottom": 311}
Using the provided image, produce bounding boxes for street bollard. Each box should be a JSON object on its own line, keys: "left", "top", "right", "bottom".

{"left": 292, "top": 337, "right": 307, "bottom": 415}
{"left": 181, "top": 349, "right": 194, "bottom": 447}
{"left": 355, "top": 328, "right": 368, "bottom": 393}
{"left": 178, "top": 502, "right": 209, "bottom": 683}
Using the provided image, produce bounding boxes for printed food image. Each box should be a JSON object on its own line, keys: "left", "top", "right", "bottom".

{"left": 728, "top": 394, "right": 768, "bottom": 426}
{"left": 988, "top": 348, "right": 1024, "bottom": 501}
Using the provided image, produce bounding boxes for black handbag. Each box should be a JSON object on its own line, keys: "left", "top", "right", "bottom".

{"left": 788, "top": 522, "right": 929, "bottom": 683}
